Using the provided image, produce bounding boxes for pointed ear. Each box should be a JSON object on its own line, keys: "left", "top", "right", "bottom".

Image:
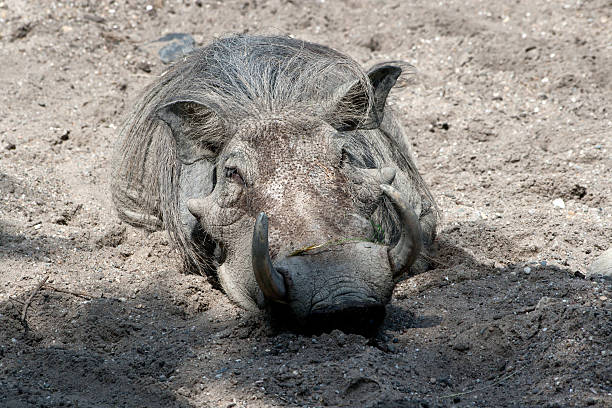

{"left": 156, "top": 100, "right": 225, "bottom": 164}
{"left": 333, "top": 62, "right": 411, "bottom": 131}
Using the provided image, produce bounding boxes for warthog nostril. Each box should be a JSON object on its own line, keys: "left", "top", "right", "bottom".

{"left": 306, "top": 302, "right": 386, "bottom": 336}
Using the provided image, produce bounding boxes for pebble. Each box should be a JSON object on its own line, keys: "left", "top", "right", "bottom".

{"left": 5, "top": 141, "right": 16, "bottom": 150}
{"left": 452, "top": 341, "right": 470, "bottom": 351}
{"left": 552, "top": 198, "right": 565, "bottom": 209}
{"left": 587, "top": 248, "right": 612, "bottom": 278}
{"left": 156, "top": 33, "right": 196, "bottom": 64}
{"left": 137, "top": 62, "right": 152, "bottom": 73}
{"left": 524, "top": 266, "right": 531, "bottom": 274}
{"left": 84, "top": 14, "right": 106, "bottom": 23}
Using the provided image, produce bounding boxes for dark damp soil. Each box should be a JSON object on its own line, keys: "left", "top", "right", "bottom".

{"left": 1, "top": 1, "right": 610, "bottom": 407}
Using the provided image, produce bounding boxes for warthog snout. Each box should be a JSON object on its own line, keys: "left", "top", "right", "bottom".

{"left": 251, "top": 190, "right": 421, "bottom": 332}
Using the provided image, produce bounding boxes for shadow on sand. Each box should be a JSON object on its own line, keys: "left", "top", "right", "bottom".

{"left": 0, "top": 224, "right": 609, "bottom": 407}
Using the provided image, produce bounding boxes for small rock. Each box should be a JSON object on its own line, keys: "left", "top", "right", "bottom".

{"left": 331, "top": 329, "right": 346, "bottom": 346}
{"left": 366, "top": 36, "right": 382, "bottom": 52}
{"left": 101, "top": 31, "right": 123, "bottom": 44}
{"left": 524, "top": 267, "right": 531, "bottom": 274}
{"left": 137, "top": 62, "right": 152, "bottom": 73}
{"left": 11, "top": 23, "right": 33, "bottom": 41}
{"left": 587, "top": 248, "right": 612, "bottom": 279}
{"left": 119, "top": 247, "right": 134, "bottom": 257}
{"left": 570, "top": 184, "right": 587, "bottom": 199}
{"left": 95, "top": 225, "right": 127, "bottom": 248}
{"left": 84, "top": 14, "right": 106, "bottom": 23}
{"left": 156, "top": 33, "right": 196, "bottom": 64}
{"left": 5, "top": 141, "right": 16, "bottom": 150}
{"left": 429, "top": 377, "right": 437, "bottom": 384}
{"left": 452, "top": 341, "right": 470, "bottom": 352}
{"left": 50, "top": 129, "right": 70, "bottom": 145}
{"left": 552, "top": 198, "right": 565, "bottom": 209}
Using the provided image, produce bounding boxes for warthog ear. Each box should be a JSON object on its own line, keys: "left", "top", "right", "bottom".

{"left": 156, "top": 100, "right": 225, "bottom": 164}
{"left": 334, "top": 62, "right": 414, "bottom": 131}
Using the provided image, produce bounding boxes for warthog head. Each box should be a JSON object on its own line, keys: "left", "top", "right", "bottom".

{"left": 112, "top": 35, "right": 437, "bottom": 334}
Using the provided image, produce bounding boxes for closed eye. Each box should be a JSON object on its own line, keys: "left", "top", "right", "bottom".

{"left": 340, "top": 148, "right": 355, "bottom": 166}
{"left": 224, "top": 166, "right": 245, "bottom": 184}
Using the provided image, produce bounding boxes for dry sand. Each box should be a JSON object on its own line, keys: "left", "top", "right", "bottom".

{"left": 1, "top": 0, "right": 610, "bottom": 407}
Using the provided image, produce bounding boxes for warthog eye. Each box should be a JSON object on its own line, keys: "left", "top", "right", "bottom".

{"left": 340, "top": 148, "right": 355, "bottom": 166}
{"left": 224, "top": 166, "right": 244, "bottom": 184}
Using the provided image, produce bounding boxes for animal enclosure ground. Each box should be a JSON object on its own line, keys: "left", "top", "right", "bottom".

{"left": 0, "top": 0, "right": 610, "bottom": 407}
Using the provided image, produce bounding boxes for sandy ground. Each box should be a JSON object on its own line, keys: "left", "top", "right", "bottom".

{"left": 1, "top": 0, "right": 611, "bottom": 407}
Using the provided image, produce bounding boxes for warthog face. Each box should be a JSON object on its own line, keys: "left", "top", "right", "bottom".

{"left": 112, "top": 35, "right": 437, "bottom": 334}
{"left": 180, "top": 117, "right": 422, "bottom": 331}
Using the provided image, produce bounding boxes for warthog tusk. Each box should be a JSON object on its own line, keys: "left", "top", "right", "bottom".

{"left": 380, "top": 185, "right": 423, "bottom": 277}
{"left": 252, "top": 212, "right": 287, "bottom": 302}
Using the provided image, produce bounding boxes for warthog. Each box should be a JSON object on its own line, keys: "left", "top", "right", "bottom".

{"left": 112, "top": 34, "right": 437, "bottom": 333}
